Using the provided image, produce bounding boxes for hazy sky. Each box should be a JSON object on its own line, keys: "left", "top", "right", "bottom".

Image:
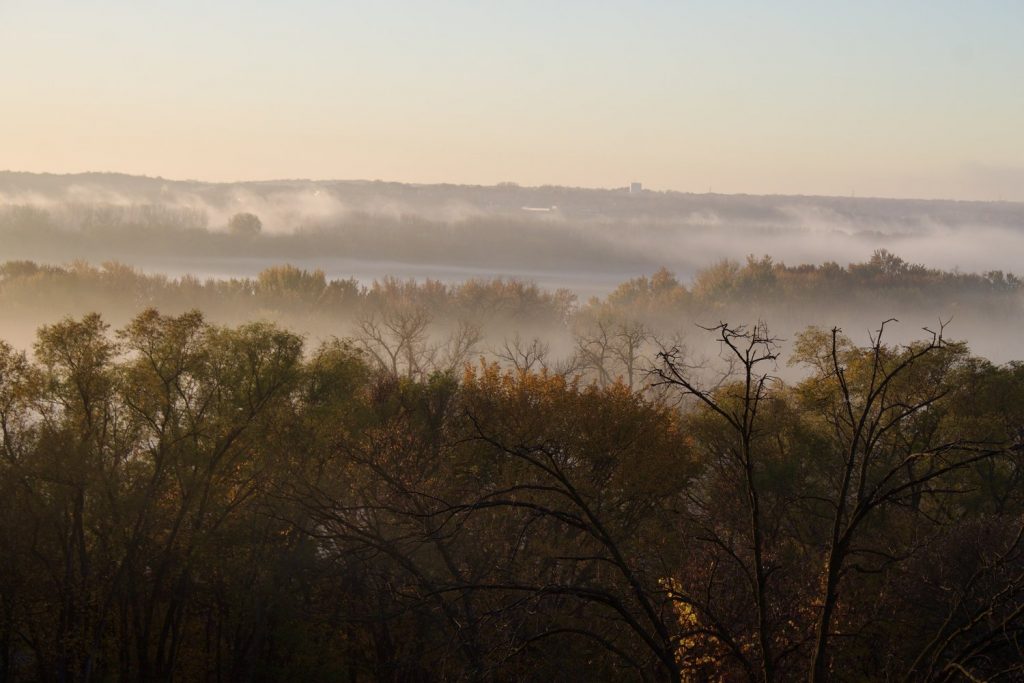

{"left": 2, "top": 1, "right": 1022, "bottom": 199}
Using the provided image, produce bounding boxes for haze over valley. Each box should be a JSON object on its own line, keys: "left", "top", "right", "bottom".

{"left": 2, "top": 170, "right": 1023, "bottom": 364}
{"left": 3, "top": 2, "right": 1024, "bottom": 681}
{"left": 5, "top": 171, "right": 1023, "bottom": 289}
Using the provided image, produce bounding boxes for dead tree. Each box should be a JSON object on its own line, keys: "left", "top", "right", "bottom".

{"left": 652, "top": 320, "right": 781, "bottom": 683}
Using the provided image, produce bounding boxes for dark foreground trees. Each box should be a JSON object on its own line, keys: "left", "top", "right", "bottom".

{"left": 0, "top": 311, "right": 1023, "bottom": 681}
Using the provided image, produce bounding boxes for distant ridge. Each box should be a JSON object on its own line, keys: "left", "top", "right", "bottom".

{"left": 1, "top": 169, "right": 1021, "bottom": 207}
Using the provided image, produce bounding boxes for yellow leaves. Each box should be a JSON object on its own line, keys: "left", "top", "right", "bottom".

{"left": 460, "top": 363, "right": 696, "bottom": 498}
{"left": 660, "top": 576, "right": 732, "bottom": 680}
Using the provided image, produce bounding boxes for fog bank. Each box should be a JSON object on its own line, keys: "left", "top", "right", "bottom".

{"left": 3, "top": 172, "right": 1023, "bottom": 296}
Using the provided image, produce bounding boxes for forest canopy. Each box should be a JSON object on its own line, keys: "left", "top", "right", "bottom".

{"left": 0, "top": 308, "right": 1023, "bottom": 681}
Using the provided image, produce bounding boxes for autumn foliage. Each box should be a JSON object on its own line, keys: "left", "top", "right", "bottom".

{"left": 0, "top": 311, "right": 1022, "bottom": 681}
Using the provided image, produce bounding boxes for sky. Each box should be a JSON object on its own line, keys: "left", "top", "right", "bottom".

{"left": 1, "top": 1, "right": 1022, "bottom": 200}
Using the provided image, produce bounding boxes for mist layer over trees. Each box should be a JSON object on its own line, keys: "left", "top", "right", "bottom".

{"left": 0, "top": 250, "right": 1021, "bottom": 368}
{"left": 3, "top": 172, "right": 1022, "bottom": 361}
{"left": 3, "top": 171, "right": 1024, "bottom": 295}
{"left": 3, "top": 172, "right": 1024, "bottom": 681}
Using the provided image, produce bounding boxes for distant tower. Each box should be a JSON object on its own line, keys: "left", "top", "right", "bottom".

{"left": 629, "top": 182, "right": 643, "bottom": 194}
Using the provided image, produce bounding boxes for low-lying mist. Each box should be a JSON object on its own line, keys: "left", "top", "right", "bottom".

{"left": 2, "top": 171, "right": 1023, "bottom": 369}
{"left": 3, "top": 171, "right": 1024, "bottom": 292}
{"left": 0, "top": 252, "right": 1020, "bottom": 384}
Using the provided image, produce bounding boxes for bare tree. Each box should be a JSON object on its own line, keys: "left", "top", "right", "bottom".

{"left": 435, "top": 319, "right": 483, "bottom": 374}
{"left": 653, "top": 320, "right": 781, "bottom": 683}
{"left": 492, "top": 333, "right": 551, "bottom": 373}
{"left": 798, "top": 321, "right": 1016, "bottom": 682}
{"left": 574, "top": 317, "right": 617, "bottom": 387}
{"left": 611, "top": 319, "right": 651, "bottom": 390}
{"left": 572, "top": 315, "right": 657, "bottom": 390}
{"left": 355, "top": 305, "right": 433, "bottom": 379}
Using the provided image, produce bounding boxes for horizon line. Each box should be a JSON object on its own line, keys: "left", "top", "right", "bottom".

{"left": 1, "top": 169, "right": 1019, "bottom": 207}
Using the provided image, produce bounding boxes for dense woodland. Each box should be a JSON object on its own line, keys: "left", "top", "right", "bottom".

{"left": 1, "top": 304, "right": 1023, "bottom": 681}
{"left": 2, "top": 191, "right": 1024, "bottom": 680}
{"left": 4, "top": 9, "right": 1022, "bottom": 678}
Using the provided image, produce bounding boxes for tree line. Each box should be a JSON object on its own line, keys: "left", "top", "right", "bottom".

{"left": 1, "top": 309, "right": 1023, "bottom": 681}
{"left": 1, "top": 251, "right": 1021, "bottom": 363}
{"left": 2, "top": 251, "right": 1018, "bottom": 319}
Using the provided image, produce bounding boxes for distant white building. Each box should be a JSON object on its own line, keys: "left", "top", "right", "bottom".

{"left": 629, "top": 182, "right": 643, "bottom": 194}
